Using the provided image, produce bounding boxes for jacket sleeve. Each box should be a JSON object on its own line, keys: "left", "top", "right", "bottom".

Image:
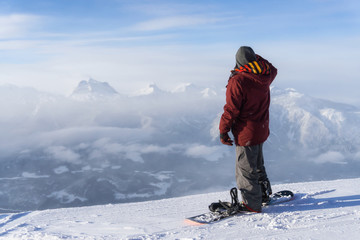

{"left": 219, "top": 77, "right": 243, "bottom": 134}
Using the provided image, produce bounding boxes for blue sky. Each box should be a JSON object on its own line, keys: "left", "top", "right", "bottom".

{"left": 0, "top": 0, "right": 359, "bottom": 104}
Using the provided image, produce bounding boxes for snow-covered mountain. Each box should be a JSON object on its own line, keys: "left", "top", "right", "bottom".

{"left": 130, "top": 83, "right": 166, "bottom": 96}
{"left": 265, "top": 87, "right": 360, "bottom": 182}
{"left": 171, "top": 82, "right": 218, "bottom": 98}
{"left": 0, "top": 81, "right": 359, "bottom": 212}
{"left": 270, "top": 87, "right": 360, "bottom": 152}
{"left": 1, "top": 178, "right": 360, "bottom": 239}
{"left": 70, "top": 78, "right": 119, "bottom": 100}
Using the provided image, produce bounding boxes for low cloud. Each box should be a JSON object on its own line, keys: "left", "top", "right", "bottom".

{"left": 45, "top": 146, "right": 81, "bottom": 164}
{"left": 313, "top": 151, "right": 347, "bottom": 165}
{"left": 0, "top": 83, "right": 360, "bottom": 211}
{"left": 185, "top": 144, "right": 225, "bottom": 162}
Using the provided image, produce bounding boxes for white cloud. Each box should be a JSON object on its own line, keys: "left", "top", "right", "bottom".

{"left": 47, "top": 190, "right": 87, "bottom": 204}
{"left": 185, "top": 144, "right": 225, "bottom": 162}
{"left": 355, "top": 151, "right": 360, "bottom": 160}
{"left": 0, "top": 39, "right": 42, "bottom": 50}
{"left": 133, "top": 15, "right": 220, "bottom": 31}
{"left": 313, "top": 151, "right": 347, "bottom": 165}
{"left": 22, "top": 172, "right": 49, "bottom": 179}
{"left": 0, "top": 3, "right": 359, "bottom": 105}
{"left": 0, "top": 42, "right": 230, "bottom": 95}
{"left": 89, "top": 138, "right": 185, "bottom": 163}
{"left": 256, "top": 37, "right": 360, "bottom": 104}
{"left": 54, "top": 166, "right": 70, "bottom": 175}
{"left": 45, "top": 146, "right": 81, "bottom": 164}
{"left": 0, "top": 14, "right": 41, "bottom": 39}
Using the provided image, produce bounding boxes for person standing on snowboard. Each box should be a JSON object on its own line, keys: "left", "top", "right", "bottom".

{"left": 219, "top": 46, "right": 277, "bottom": 213}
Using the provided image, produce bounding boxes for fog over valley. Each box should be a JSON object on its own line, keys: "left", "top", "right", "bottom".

{"left": 0, "top": 79, "right": 359, "bottom": 212}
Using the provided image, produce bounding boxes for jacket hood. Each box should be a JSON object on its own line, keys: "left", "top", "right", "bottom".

{"left": 230, "top": 54, "right": 277, "bottom": 88}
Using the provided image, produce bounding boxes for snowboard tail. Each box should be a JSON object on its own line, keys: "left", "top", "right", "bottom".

{"left": 185, "top": 190, "right": 294, "bottom": 225}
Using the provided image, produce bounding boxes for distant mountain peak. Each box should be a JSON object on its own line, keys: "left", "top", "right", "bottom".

{"left": 172, "top": 83, "right": 218, "bottom": 98}
{"left": 171, "top": 83, "right": 194, "bottom": 93}
{"left": 70, "top": 78, "right": 118, "bottom": 100}
{"left": 201, "top": 88, "right": 217, "bottom": 98}
{"left": 131, "top": 83, "right": 166, "bottom": 96}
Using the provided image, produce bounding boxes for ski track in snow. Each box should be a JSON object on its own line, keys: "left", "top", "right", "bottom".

{"left": 0, "top": 178, "right": 360, "bottom": 239}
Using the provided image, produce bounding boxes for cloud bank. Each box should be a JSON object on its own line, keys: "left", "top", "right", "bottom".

{"left": 0, "top": 80, "right": 359, "bottom": 212}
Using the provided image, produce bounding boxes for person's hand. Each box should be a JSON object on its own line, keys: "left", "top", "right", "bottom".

{"left": 220, "top": 132, "right": 233, "bottom": 146}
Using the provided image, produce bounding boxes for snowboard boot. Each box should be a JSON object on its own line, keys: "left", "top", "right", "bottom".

{"left": 260, "top": 179, "right": 272, "bottom": 205}
{"left": 236, "top": 202, "right": 261, "bottom": 213}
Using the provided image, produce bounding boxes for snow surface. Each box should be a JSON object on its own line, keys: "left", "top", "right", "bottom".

{"left": 1, "top": 178, "right": 360, "bottom": 239}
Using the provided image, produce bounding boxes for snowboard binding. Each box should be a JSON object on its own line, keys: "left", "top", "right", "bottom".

{"left": 260, "top": 179, "right": 272, "bottom": 205}
{"left": 209, "top": 188, "right": 241, "bottom": 215}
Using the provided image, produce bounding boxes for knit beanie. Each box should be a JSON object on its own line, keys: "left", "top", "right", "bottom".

{"left": 236, "top": 46, "right": 256, "bottom": 67}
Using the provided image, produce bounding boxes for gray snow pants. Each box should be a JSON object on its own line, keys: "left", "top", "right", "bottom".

{"left": 235, "top": 143, "right": 268, "bottom": 212}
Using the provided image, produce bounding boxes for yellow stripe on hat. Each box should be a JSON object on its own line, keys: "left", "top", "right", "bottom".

{"left": 248, "top": 62, "right": 257, "bottom": 74}
{"left": 253, "top": 61, "right": 262, "bottom": 73}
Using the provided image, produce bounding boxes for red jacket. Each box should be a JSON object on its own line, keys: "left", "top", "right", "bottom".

{"left": 219, "top": 56, "right": 277, "bottom": 146}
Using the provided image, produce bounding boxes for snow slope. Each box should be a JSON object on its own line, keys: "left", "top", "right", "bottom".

{"left": 1, "top": 178, "right": 360, "bottom": 239}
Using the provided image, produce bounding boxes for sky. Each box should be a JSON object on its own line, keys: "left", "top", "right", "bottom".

{"left": 0, "top": 0, "right": 360, "bottom": 104}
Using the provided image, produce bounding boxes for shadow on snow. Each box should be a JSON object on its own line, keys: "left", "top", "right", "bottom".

{"left": 266, "top": 190, "right": 360, "bottom": 213}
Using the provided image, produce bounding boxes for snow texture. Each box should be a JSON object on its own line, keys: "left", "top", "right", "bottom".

{"left": 0, "top": 178, "right": 359, "bottom": 239}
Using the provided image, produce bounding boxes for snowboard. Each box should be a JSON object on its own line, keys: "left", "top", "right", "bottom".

{"left": 185, "top": 190, "right": 294, "bottom": 225}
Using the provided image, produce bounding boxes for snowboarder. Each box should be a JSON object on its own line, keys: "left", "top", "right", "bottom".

{"left": 219, "top": 46, "right": 278, "bottom": 213}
